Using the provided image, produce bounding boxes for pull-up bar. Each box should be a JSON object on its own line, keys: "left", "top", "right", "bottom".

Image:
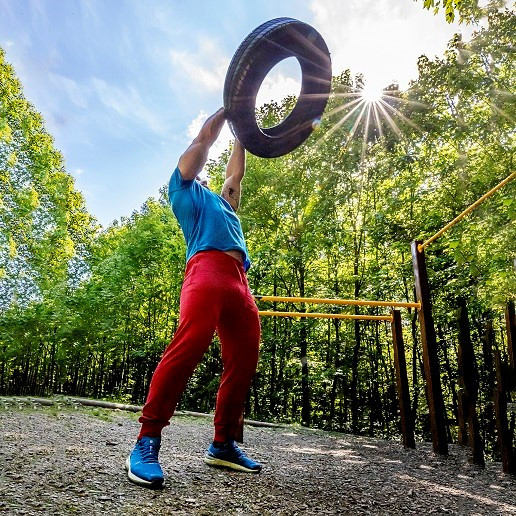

{"left": 255, "top": 295, "right": 420, "bottom": 310}
{"left": 418, "top": 171, "right": 515, "bottom": 252}
{"left": 258, "top": 310, "right": 393, "bottom": 321}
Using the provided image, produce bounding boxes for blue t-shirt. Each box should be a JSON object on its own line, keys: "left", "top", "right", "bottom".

{"left": 168, "top": 167, "right": 251, "bottom": 271}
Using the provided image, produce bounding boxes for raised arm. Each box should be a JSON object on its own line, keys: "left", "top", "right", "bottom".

{"left": 177, "top": 107, "right": 226, "bottom": 181}
{"left": 221, "top": 139, "right": 246, "bottom": 212}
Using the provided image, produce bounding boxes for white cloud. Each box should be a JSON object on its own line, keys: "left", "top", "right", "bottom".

{"left": 137, "top": 2, "right": 181, "bottom": 39}
{"left": 74, "top": 168, "right": 84, "bottom": 176}
{"left": 309, "top": 0, "right": 474, "bottom": 89}
{"left": 169, "top": 36, "right": 229, "bottom": 92}
{"left": 29, "top": 0, "right": 49, "bottom": 31}
{"left": 256, "top": 72, "right": 301, "bottom": 108}
{"left": 48, "top": 73, "right": 89, "bottom": 109}
{"left": 92, "top": 77, "right": 166, "bottom": 134}
{"left": 171, "top": 38, "right": 301, "bottom": 105}
{"left": 171, "top": 51, "right": 223, "bottom": 92}
{"left": 187, "top": 111, "right": 208, "bottom": 140}
{"left": 79, "top": 0, "right": 102, "bottom": 29}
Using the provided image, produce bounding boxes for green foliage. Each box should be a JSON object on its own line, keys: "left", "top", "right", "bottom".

{"left": 0, "top": 48, "right": 99, "bottom": 308}
{"left": 419, "top": 0, "right": 488, "bottom": 23}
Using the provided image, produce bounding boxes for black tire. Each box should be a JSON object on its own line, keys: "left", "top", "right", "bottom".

{"left": 224, "top": 18, "right": 332, "bottom": 158}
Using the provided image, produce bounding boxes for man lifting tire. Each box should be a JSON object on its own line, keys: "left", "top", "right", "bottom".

{"left": 126, "top": 108, "right": 262, "bottom": 489}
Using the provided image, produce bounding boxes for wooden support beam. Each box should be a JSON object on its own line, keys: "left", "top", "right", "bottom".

{"left": 493, "top": 351, "right": 516, "bottom": 475}
{"left": 457, "top": 386, "right": 468, "bottom": 446}
{"left": 411, "top": 241, "right": 448, "bottom": 455}
{"left": 481, "top": 319, "right": 497, "bottom": 443}
{"left": 457, "top": 307, "right": 468, "bottom": 447}
{"left": 505, "top": 300, "right": 516, "bottom": 374}
{"left": 391, "top": 310, "right": 415, "bottom": 449}
{"left": 235, "top": 411, "right": 244, "bottom": 443}
{"left": 457, "top": 298, "right": 485, "bottom": 467}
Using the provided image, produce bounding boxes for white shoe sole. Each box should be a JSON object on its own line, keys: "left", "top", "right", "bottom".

{"left": 125, "top": 457, "right": 165, "bottom": 488}
{"left": 204, "top": 455, "right": 261, "bottom": 473}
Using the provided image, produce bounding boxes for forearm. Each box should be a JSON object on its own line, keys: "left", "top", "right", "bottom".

{"left": 221, "top": 140, "right": 246, "bottom": 211}
{"left": 177, "top": 108, "right": 226, "bottom": 180}
{"left": 225, "top": 139, "right": 246, "bottom": 182}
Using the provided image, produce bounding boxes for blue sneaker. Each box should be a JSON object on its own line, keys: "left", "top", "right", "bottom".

{"left": 204, "top": 440, "right": 262, "bottom": 473}
{"left": 125, "top": 436, "right": 165, "bottom": 488}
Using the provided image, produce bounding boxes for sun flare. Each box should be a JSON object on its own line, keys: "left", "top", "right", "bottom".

{"left": 359, "top": 84, "right": 383, "bottom": 104}
{"left": 318, "top": 77, "right": 426, "bottom": 162}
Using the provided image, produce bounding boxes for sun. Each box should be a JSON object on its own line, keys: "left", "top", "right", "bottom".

{"left": 359, "top": 84, "right": 383, "bottom": 104}
{"left": 319, "top": 76, "right": 424, "bottom": 160}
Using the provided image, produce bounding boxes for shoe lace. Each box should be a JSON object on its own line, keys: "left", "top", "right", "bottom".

{"left": 229, "top": 440, "right": 249, "bottom": 460}
{"left": 139, "top": 439, "right": 160, "bottom": 463}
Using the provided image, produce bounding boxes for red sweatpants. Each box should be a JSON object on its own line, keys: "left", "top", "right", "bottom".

{"left": 138, "top": 250, "right": 261, "bottom": 442}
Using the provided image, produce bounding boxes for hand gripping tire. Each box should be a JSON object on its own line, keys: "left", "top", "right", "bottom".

{"left": 223, "top": 18, "right": 332, "bottom": 158}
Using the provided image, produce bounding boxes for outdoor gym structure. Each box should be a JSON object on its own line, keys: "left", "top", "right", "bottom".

{"left": 255, "top": 295, "right": 418, "bottom": 450}
{"left": 253, "top": 171, "right": 515, "bottom": 474}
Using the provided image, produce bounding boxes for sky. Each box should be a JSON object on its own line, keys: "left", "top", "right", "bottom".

{"left": 0, "top": 0, "right": 477, "bottom": 227}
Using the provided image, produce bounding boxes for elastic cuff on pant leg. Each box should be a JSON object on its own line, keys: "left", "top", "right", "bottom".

{"left": 138, "top": 419, "right": 168, "bottom": 440}
{"left": 137, "top": 430, "right": 162, "bottom": 440}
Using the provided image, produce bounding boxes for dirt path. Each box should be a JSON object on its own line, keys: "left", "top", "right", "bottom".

{"left": 0, "top": 402, "right": 515, "bottom": 515}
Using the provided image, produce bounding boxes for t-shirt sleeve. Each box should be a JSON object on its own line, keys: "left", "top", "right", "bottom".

{"left": 168, "top": 166, "right": 194, "bottom": 196}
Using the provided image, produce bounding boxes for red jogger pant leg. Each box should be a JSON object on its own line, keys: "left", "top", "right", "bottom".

{"left": 138, "top": 250, "right": 261, "bottom": 441}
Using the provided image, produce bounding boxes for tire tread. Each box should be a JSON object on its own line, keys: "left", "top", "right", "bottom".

{"left": 224, "top": 18, "right": 331, "bottom": 158}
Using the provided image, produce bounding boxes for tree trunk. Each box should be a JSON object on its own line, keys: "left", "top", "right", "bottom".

{"left": 269, "top": 275, "right": 278, "bottom": 414}
{"left": 300, "top": 319, "right": 310, "bottom": 426}
{"left": 351, "top": 230, "right": 363, "bottom": 435}
{"left": 297, "top": 264, "right": 310, "bottom": 426}
{"left": 351, "top": 316, "right": 362, "bottom": 434}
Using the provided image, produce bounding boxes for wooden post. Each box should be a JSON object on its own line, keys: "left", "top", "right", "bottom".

{"left": 391, "top": 310, "right": 416, "bottom": 448}
{"left": 493, "top": 350, "right": 515, "bottom": 474}
{"left": 457, "top": 298, "right": 485, "bottom": 467}
{"left": 504, "top": 300, "right": 516, "bottom": 459}
{"left": 457, "top": 385, "right": 468, "bottom": 445}
{"left": 235, "top": 411, "right": 244, "bottom": 443}
{"left": 505, "top": 300, "right": 515, "bottom": 373}
{"left": 457, "top": 306, "right": 468, "bottom": 445}
{"left": 482, "top": 319, "right": 496, "bottom": 443}
{"left": 482, "top": 320, "right": 495, "bottom": 383}
{"left": 411, "top": 241, "right": 448, "bottom": 455}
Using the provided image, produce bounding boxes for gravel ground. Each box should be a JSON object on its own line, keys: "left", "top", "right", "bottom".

{"left": 0, "top": 400, "right": 515, "bottom": 515}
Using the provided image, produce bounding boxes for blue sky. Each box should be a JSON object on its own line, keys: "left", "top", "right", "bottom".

{"left": 0, "top": 0, "right": 474, "bottom": 227}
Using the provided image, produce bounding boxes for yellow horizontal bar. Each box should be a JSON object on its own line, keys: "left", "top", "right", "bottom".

{"left": 258, "top": 311, "right": 393, "bottom": 321}
{"left": 255, "top": 295, "right": 420, "bottom": 309}
{"left": 418, "top": 171, "right": 515, "bottom": 252}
